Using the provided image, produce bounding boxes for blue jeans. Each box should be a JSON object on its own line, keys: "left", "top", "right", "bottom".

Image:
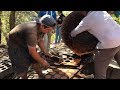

{"left": 55, "top": 26, "right": 61, "bottom": 43}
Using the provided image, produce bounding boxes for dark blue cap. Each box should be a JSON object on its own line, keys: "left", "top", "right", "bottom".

{"left": 36, "top": 15, "right": 56, "bottom": 27}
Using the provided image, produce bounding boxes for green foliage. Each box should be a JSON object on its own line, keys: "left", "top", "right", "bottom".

{"left": 1, "top": 11, "right": 38, "bottom": 44}
{"left": 63, "top": 11, "right": 72, "bottom": 16}
{"left": 0, "top": 11, "right": 72, "bottom": 45}
{"left": 1, "top": 11, "right": 11, "bottom": 44}
{"left": 15, "top": 11, "right": 38, "bottom": 25}
{"left": 1, "top": 11, "right": 10, "bottom": 33}
{"left": 111, "top": 14, "right": 120, "bottom": 24}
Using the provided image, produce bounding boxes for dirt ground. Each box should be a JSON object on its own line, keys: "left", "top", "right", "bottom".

{"left": 0, "top": 43, "right": 120, "bottom": 79}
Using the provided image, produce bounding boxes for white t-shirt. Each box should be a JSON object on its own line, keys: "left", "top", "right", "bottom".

{"left": 71, "top": 11, "right": 120, "bottom": 49}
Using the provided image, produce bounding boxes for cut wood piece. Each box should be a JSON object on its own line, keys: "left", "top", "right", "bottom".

{"left": 54, "top": 74, "right": 61, "bottom": 79}
{"left": 32, "top": 74, "right": 39, "bottom": 79}
{"left": 45, "top": 74, "right": 52, "bottom": 79}
{"left": 51, "top": 77, "right": 56, "bottom": 79}
{"left": 49, "top": 72, "right": 56, "bottom": 75}
{"left": 53, "top": 69, "right": 60, "bottom": 72}
{"left": 61, "top": 76, "right": 68, "bottom": 79}
{"left": 76, "top": 73, "right": 86, "bottom": 78}
{"left": 58, "top": 68, "right": 78, "bottom": 79}
{"left": 58, "top": 71, "right": 65, "bottom": 75}
{"left": 50, "top": 66, "right": 56, "bottom": 69}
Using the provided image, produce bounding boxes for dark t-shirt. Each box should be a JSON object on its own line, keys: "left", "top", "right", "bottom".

{"left": 8, "top": 22, "right": 44, "bottom": 48}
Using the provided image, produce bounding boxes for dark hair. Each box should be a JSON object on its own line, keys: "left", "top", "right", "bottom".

{"left": 58, "top": 11, "right": 62, "bottom": 13}
{"left": 43, "top": 24, "right": 50, "bottom": 28}
{"left": 43, "top": 23, "right": 56, "bottom": 28}
{"left": 61, "top": 11, "right": 99, "bottom": 53}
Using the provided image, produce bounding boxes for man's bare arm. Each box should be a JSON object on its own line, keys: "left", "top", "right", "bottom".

{"left": 38, "top": 38, "right": 51, "bottom": 57}
{"left": 28, "top": 45, "right": 50, "bottom": 67}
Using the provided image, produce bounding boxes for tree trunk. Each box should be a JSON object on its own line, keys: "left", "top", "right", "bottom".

{"left": 0, "top": 11, "right": 2, "bottom": 44}
{"left": 9, "top": 11, "right": 16, "bottom": 30}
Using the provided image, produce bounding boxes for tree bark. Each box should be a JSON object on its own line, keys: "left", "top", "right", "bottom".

{"left": 9, "top": 11, "right": 16, "bottom": 30}
{"left": 0, "top": 11, "right": 2, "bottom": 44}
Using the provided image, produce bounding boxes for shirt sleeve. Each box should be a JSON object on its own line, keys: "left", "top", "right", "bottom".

{"left": 26, "top": 33, "right": 37, "bottom": 47}
{"left": 70, "top": 16, "right": 90, "bottom": 37}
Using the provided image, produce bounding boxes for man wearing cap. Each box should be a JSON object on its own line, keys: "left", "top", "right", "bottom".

{"left": 38, "top": 11, "right": 57, "bottom": 51}
{"left": 7, "top": 15, "right": 56, "bottom": 79}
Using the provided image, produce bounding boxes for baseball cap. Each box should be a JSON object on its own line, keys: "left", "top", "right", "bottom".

{"left": 36, "top": 15, "right": 56, "bottom": 27}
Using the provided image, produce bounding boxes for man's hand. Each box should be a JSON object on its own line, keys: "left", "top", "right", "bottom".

{"left": 44, "top": 52, "right": 52, "bottom": 57}
{"left": 28, "top": 45, "right": 50, "bottom": 69}
{"left": 41, "top": 60, "right": 50, "bottom": 69}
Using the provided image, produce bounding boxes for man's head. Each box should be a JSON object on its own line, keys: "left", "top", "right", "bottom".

{"left": 61, "top": 11, "right": 99, "bottom": 56}
{"left": 36, "top": 15, "right": 56, "bottom": 33}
